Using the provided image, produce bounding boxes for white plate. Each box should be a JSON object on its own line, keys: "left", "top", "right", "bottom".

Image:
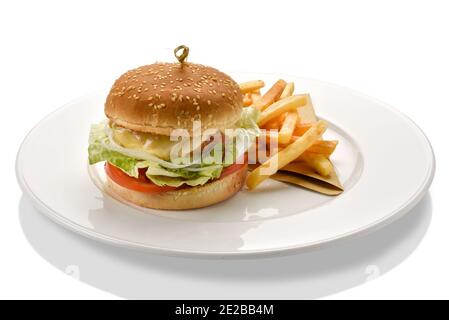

{"left": 16, "top": 74, "right": 435, "bottom": 258}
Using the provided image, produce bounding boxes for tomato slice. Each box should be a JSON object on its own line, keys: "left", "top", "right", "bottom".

{"left": 105, "top": 163, "right": 178, "bottom": 193}
{"left": 105, "top": 159, "right": 247, "bottom": 194}
{"left": 220, "top": 161, "right": 247, "bottom": 178}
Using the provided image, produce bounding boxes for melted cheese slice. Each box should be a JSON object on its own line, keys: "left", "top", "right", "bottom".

{"left": 112, "top": 127, "right": 179, "bottom": 160}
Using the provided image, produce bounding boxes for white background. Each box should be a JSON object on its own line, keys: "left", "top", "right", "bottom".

{"left": 1, "top": 0, "right": 447, "bottom": 299}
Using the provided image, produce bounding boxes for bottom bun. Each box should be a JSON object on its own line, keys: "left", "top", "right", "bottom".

{"left": 105, "top": 164, "right": 247, "bottom": 210}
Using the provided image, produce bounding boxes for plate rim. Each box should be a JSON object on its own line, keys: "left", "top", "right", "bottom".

{"left": 15, "top": 75, "right": 436, "bottom": 258}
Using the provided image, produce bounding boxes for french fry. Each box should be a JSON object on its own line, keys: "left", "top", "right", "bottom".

{"left": 278, "top": 112, "right": 298, "bottom": 144}
{"left": 251, "top": 79, "right": 287, "bottom": 111}
{"left": 301, "top": 153, "right": 333, "bottom": 177}
{"left": 258, "top": 131, "right": 278, "bottom": 145}
{"left": 261, "top": 113, "right": 286, "bottom": 130}
{"left": 239, "top": 80, "right": 265, "bottom": 94}
{"left": 279, "top": 82, "right": 295, "bottom": 100}
{"left": 306, "top": 140, "right": 338, "bottom": 156}
{"left": 246, "top": 120, "right": 328, "bottom": 189}
{"left": 261, "top": 120, "right": 281, "bottom": 130}
{"left": 293, "top": 123, "right": 314, "bottom": 136}
{"left": 243, "top": 93, "right": 252, "bottom": 106}
{"left": 261, "top": 133, "right": 337, "bottom": 157}
{"left": 258, "top": 95, "right": 307, "bottom": 127}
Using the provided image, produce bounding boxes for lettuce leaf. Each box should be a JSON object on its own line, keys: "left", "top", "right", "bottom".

{"left": 144, "top": 163, "right": 222, "bottom": 187}
{"left": 144, "top": 162, "right": 222, "bottom": 180}
{"left": 146, "top": 175, "right": 211, "bottom": 187}
{"left": 239, "top": 106, "right": 260, "bottom": 133}
{"left": 88, "top": 125, "right": 142, "bottom": 177}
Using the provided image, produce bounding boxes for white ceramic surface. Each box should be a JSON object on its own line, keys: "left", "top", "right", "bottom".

{"left": 15, "top": 74, "right": 435, "bottom": 258}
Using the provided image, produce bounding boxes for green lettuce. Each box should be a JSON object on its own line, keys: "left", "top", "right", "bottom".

{"left": 88, "top": 124, "right": 142, "bottom": 177}
{"left": 239, "top": 106, "right": 261, "bottom": 134}
{"left": 147, "top": 175, "right": 213, "bottom": 187}
{"left": 144, "top": 162, "right": 222, "bottom": 187}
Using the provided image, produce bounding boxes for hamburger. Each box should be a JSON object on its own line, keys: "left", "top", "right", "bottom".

{"left": 88, "top": 47, "right": 259, "bottom": 210}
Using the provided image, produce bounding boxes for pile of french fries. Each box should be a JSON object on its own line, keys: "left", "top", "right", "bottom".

{"left": 240, "top": 79, "right": 338, "bottom": 190}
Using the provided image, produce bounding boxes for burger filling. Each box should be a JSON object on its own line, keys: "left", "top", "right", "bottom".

{"left": 88, "top": 107, "right": 259, "bottom": 188}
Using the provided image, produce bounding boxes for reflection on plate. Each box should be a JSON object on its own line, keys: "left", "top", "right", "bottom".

{"left": 19, "top": 194, "right": 432, "bottom": 298}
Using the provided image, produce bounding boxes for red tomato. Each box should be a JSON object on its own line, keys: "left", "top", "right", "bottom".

{"left": 220, "top": 161, "right": 247, "bottom": 178}
{"left": 105, "top": 163, "right": 178, "bottom": 193}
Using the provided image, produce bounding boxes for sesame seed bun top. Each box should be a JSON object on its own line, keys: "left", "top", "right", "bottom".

{"left": 104, "top": 62, "right": 243, "bottom": 135}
